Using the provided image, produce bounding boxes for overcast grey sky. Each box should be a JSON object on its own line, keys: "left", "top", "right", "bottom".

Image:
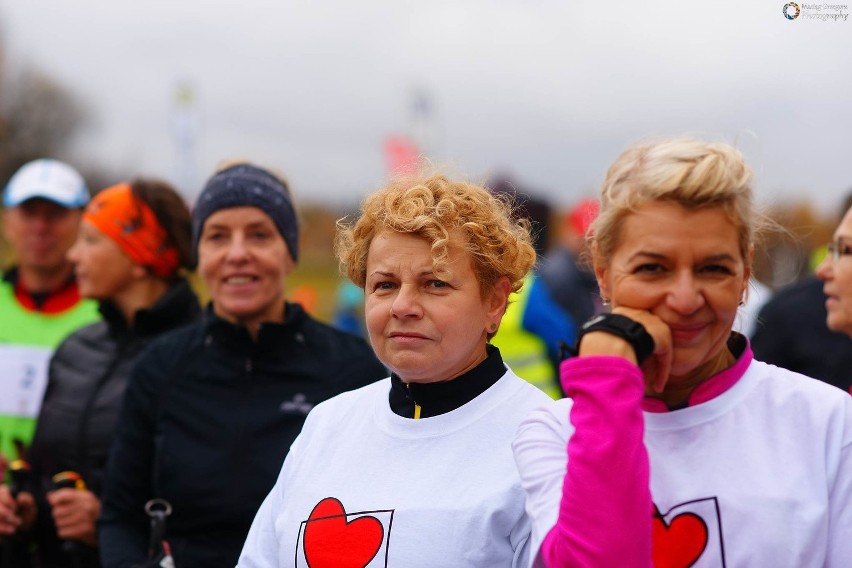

{"left": 1, "top": 0, "right": 850, "bottom": 213}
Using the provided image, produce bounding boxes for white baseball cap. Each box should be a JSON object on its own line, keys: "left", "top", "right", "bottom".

{"left": 3, "top": 159, "right": 90, "bottom": 208}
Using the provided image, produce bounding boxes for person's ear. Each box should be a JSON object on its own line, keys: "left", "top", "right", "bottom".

{"left": 487, "top": 276, "right": 512, "bottom": 326}
{"left": 281, "top": 252, "right": 297, "bottom": 279}
{"left": 592, "top": 242, "right": 611, "bottom": 303}
{"left": 132, "top": 264, "right": 148, "bottom": 280}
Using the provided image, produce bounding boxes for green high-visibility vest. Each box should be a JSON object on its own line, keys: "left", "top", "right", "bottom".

{"left": 491, "top": 274, "right": 561, "bottom": 399}
{"left": 0, "top": 277, "right": 100, "bottom": 459}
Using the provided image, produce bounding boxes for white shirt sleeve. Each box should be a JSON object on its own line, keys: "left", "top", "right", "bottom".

{"left": 827, "top": 399, "right": 852, "bottom": 567}
{"left": 512, "top": 398, "right": 573, "bottom": 566}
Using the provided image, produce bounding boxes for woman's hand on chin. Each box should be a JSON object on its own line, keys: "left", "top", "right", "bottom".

{"left": 609, "top": 307, "right": 673, "bottom": 394}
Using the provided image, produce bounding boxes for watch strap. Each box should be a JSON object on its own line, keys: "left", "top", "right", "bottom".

{"left": 577, "top": 313, "right": 655, "bottom": 365}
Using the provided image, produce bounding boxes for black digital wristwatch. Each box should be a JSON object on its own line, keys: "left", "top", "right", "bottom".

{"left": 577, "top": 313, "right": 655, "bottom": 365}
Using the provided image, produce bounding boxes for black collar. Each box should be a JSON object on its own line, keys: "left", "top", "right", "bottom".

{"left": 388, "top": 345, "right": 506, "bottom": 419}
{"left": 203, "top": 301, "right": 308, "bottom": 350}
{"left": 99, "top": 279, "right": 200, "bottom": 336}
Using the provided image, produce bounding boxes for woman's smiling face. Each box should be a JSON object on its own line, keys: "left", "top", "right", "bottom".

{"left": 198, "top": 206, "right": 293, "bottom": 331}
{"left": 596, "top": 201, "right": 750, "bottom": 379}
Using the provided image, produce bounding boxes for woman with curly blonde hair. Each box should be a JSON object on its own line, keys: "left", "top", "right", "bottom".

{"left": 238, "top": 175, "right": 556, "bottom": 567}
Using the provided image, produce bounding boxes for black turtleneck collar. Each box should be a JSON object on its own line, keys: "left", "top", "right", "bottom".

{"left": 389, "top": 344, "right": 506, "bottom": 419}
{"left": 100, "top": 278, "right": 200, "bottom": 337}
{"left": 204, "top": 301, "right": 307, "bottom": 349}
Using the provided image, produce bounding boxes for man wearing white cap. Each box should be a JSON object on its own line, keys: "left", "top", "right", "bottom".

{"left": 1, "top": 159, "right": 100, "bottom": 467}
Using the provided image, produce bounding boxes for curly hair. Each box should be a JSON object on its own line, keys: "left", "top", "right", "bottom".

{"left": 335, "top": 175, "right": 536, "bottom": 297}
{"left": 592, "top": 137, "right": 761, "bottom": 265}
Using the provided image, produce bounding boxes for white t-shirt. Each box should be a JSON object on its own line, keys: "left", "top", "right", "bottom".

{"left": 238, "top": 371, "right": 554, "bottom": 568}
{"left": 514, "top": 359, "right": 852, "bottom": 567}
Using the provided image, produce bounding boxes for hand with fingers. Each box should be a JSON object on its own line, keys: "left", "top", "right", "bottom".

{"left": 610, "top": 307, "right": 673, "bottom": 394}
{"left": 0, "top": 485, "right": 36, "bottom": 539}
{"left": 575, "top": 307, "right": 673, "bottom": 394}
{"left": 47, "top": 487, "right": 100, "bottom": 547}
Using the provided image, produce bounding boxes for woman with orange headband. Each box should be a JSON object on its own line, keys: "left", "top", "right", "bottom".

{"left": 0, "top": 179, "right": 200, "bottom": 568}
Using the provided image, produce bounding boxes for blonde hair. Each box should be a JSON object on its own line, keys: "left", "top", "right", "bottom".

{"left": 592, "top": 137, "right": 757, "bottom": 264}
{"left": 335, "top": 175, "right": 536, "bottom": 296}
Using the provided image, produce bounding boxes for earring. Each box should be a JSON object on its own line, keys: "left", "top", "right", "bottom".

{"left": 601, "top": 297, "right": 610, "bottom": 307}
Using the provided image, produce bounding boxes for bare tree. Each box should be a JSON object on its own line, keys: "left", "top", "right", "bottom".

{"left": 0, "top": 68, "right": 85, "bottom": 184}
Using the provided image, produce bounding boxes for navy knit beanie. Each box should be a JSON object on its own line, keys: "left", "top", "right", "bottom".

{"left": 192, "top": 164, "right": 299, "bottom": 262}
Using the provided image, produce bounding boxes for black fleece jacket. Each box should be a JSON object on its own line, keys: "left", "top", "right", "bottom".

{"left": 98, "top": 302, "right": 386, "bottom": 568}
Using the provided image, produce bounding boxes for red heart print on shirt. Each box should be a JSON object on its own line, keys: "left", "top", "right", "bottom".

{"left": 652, "top": 506, "right": 708, "bottom": 568}
{"left": 303, "top": 497, "right": 384, "bottom": 568}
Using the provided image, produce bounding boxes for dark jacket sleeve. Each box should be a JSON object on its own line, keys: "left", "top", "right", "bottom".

{"left": 97, "top": 346, "right": 165, "bottom": 568}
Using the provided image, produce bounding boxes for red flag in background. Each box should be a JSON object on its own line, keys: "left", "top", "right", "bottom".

{"left": 383, "top": 136, "right": 420, "bottom": 178}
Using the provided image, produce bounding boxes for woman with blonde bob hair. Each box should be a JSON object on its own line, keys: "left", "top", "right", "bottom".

{"left": 513, "top": 138, "right": 852, "bottom": 567}
{"left": 238, "top": 175, "right": 555, "bottom": 567}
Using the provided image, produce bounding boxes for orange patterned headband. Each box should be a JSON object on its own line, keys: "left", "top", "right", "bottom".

{"left": 83, "top": 183, "right": 181, "bottom": 278}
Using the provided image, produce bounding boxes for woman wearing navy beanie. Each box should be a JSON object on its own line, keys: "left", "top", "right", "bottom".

{"left": 98, "top": 163, "right": 386, "bottom": 568}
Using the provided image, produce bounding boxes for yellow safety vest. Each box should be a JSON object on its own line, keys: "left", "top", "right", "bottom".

{"left": 491, "top": 275, "right": 562, "bottom": 399}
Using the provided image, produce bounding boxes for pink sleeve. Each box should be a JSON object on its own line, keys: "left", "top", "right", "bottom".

{"left": 539, "top": 356, "right": 652, "bottom": 568}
